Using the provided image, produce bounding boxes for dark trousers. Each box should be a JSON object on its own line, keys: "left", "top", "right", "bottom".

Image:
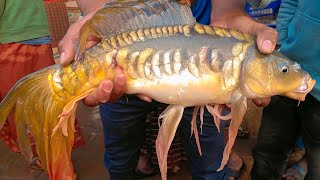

{"left": 100, "top": 95, "right": 228, "bottom": 180}
{"left": 251, "top": 94, "right": 320, "bottom": 180}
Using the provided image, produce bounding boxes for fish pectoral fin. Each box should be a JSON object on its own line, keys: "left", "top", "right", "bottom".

{"left": 156, "top": 105, "right": 184, "bottom": 180}
{"left": 218, "top": 95, "right": 247, "bottom": 171}
{"left": 52, "top": 88, "right": 96, "bottom": 137}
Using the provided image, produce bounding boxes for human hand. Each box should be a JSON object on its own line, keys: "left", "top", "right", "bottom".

{"left": 58, "top": 13, "right": 126, "bottom": 106}
{"left": 210, "top": 0, "right": 278, "bottom": 54}
{"left": 58, "top": 13, "right": 152, "bottom": 105}
{"left": 82, "top": 67, "right": 127, "bottom": 107}
{"left": 58, "top": 12, "right": 100, "bottom": 66}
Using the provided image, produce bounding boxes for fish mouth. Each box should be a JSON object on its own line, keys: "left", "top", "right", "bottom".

{"left": 283, "top": 78, "right": 316, "bottom": 101}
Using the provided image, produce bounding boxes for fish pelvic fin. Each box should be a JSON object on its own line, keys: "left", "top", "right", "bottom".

{"left": 190, "top": 106, "right": 202, "bottom": 156}
{"left": 217, "top": 95, "right": 247, "bottom": 171}
{"left": 156, "top": 104, "right": 184, "bottom": 180}
{"left": 0, "top": 66, "right": 92, "bottom": 180}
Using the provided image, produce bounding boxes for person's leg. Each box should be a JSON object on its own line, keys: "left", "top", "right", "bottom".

{"left": 178, "top": 106, "right": 228, "bottom": 180}
{"left": 227, "top": 151, "right": 248, "bottom": 180}
{"left": 282, "top": 156, "right": 307, "bottom": 180}
{"left": 251, "top": 96, "right": 300, "bottom": 180}
{"left": 99, "top": 95, "right": 156, "bottom": 180}
{"left": 299, "top": 94, "right": 320, "bottom": 180}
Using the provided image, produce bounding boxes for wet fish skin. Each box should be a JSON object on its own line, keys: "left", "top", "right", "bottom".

{"left": 49, "top": 24, "right": 252, "bottom": 106}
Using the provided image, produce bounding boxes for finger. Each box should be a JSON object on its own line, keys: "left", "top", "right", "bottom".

{"left": 255, "top": 26, "right": 278, "bottom": 54}
{"left": 58, "top": 38, "right": 76, "bottom": 66}
{"left": 86, "top": 35, "right": 102, "bottom": 49}
{"left": 136, "top": 94, "right": 153, "bottom": 102}
{"left": 109, "top": 67, "right": 126, "bottom": 102}
{"left": 252, "top": 97, "right": 271, "bottom": 107}
{"left": 83, "top": 80, "right": 113, "bottom": 107}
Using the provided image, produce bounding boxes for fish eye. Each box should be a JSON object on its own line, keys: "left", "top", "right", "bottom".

{"left": 281, "top": 66, "right": 289, "bottom": 73}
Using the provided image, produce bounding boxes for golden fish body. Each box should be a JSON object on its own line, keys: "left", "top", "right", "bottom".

{"left": 0, "top": 0, "right": 315, "bottom": 180}
{"left": 50, "top": 24, "right": 252, "bottom": 106}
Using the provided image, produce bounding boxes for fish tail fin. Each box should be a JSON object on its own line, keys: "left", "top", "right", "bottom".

{"left": 0, "top": 68, "right": 50, "bottom": 130}
{"left": 0, "top": 66, "right": 91, "bottom": 180}
{"left": 0, "top": 68, "right": 53, "bottom": 162}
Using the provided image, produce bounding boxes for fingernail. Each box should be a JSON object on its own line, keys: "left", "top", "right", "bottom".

{"left": 100, "top": 99, "right": 107, "bottom": 103}
{"left": 60, "top": 52, "right": 66, "bottom": 64}
{"left": 102, "top": 83, "right": 112, "bottom": 93}
{"left": 262, "top": 40, "right": 273, "bottom": 52}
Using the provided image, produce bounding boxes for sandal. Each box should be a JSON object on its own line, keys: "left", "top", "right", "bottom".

{"left": 134, "top": 167, "right": 159, "bottom": 179}
{"left": 227, "top": 162, "right": 246, "bottom": 180}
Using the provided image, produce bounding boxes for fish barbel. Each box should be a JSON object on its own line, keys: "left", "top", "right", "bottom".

{"left": 0, "top": 0, "right": 316, "bottom": 179}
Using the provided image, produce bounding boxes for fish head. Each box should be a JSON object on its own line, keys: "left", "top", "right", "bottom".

{"left": 242, "top": 49, "right": 316, "bottom": 101}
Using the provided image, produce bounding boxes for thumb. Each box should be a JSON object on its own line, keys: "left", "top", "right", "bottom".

{"left": 58, "top": 38, "right": 76, "bottom": 66}
{"left": 246, "top": 22, "right": 278, "bottom": 54}
{"left": 255, "top": 26, "right": 278, "bottom": 54}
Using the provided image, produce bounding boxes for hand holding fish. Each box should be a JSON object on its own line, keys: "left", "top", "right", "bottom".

{"left": 58, "top": 10, "right": 153, "bottom": 105}
{"left": 58, "top": 12, "right": 118, "bottom": 107}
{"left": 211, "top": 0, "right": 278, "bottom": 54}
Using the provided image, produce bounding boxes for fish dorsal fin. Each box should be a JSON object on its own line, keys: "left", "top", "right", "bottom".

{"left": 75, "top": 0, "right": 195, "bottom": 60}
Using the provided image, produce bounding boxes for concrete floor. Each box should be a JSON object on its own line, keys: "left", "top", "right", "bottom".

{"left": 0, "top": 102, "right": 258, "bottom": 180}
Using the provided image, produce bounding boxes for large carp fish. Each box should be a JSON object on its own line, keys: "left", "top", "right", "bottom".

{"left": 0, "top": 0, "right": 316, "bottom": 179}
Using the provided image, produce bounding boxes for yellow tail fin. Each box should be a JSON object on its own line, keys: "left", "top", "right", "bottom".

{"left": 0, "top": 66, "right": 90, "bottom": 180}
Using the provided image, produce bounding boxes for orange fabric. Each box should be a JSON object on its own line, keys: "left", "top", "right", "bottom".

{"left": 0, "top": 42, "right": 84, "bottom": 155}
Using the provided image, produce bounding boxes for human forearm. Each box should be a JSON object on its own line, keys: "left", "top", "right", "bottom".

{"left": 211, "top": 0, "right": 246, "bottom": 22}
{"left": 76, "top": 0, "right": 108, "bottom": 15}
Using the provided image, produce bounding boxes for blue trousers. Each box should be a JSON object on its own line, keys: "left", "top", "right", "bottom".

{"left": 99, "top": 95, "right": 228, "bottom": 180}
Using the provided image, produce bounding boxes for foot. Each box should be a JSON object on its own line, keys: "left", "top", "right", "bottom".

{"left": 227, "top": 152, "right": 247, "bottom": 180}
{"left": 136, "top": 152, "right": 157, "bottom": 175}
{"left": 282, "top": 157, "right": 307, "bottom": 180}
